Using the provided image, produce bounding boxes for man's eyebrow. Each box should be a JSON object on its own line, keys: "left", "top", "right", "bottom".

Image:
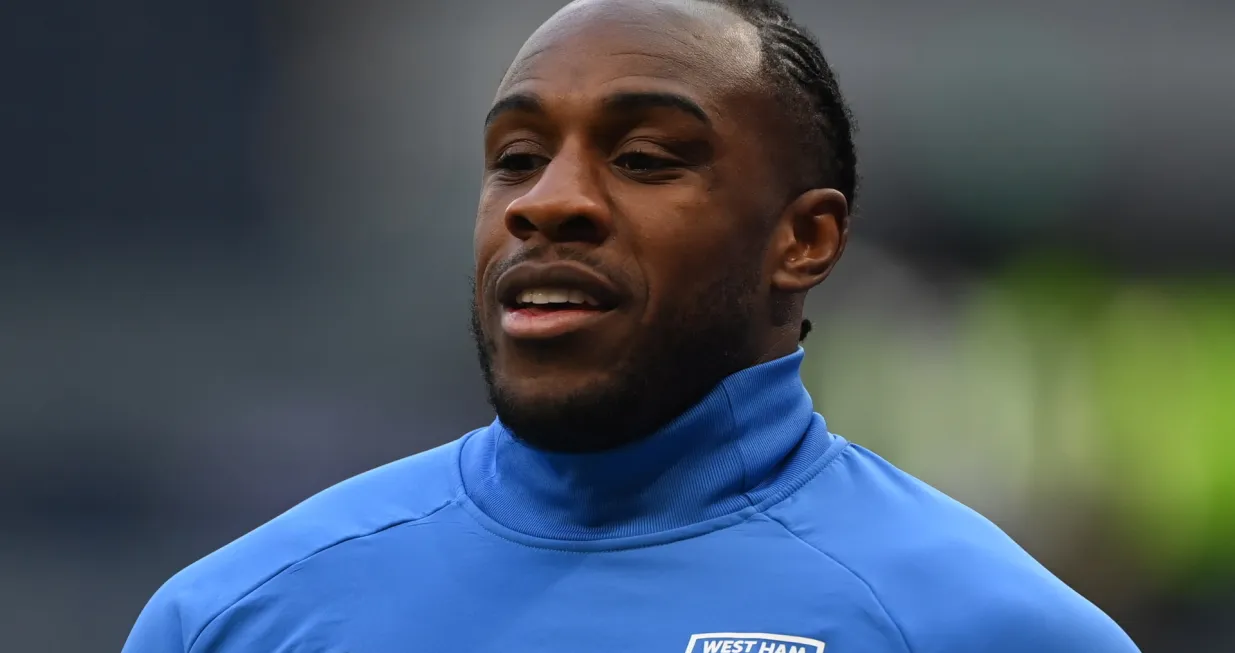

{"left": 484, "top": 90, "right": 713, "bottom": 129}
{"left": 602, "top": 91, "right": 711, "bottom": 125}
{"left": 485, "top": 92, "right": 544, "bottom": 128}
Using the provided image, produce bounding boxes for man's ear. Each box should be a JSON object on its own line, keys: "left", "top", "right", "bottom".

{"left": 769, "top": 188, "right": 849, "bottom": 293}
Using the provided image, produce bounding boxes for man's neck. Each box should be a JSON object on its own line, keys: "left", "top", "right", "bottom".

{"left": 457, "top": 348, "right": 841, "bottom": 546}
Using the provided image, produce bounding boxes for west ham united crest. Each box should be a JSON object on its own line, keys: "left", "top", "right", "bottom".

{"left": 685, "top": 633, "right": 825, "bottom": 653}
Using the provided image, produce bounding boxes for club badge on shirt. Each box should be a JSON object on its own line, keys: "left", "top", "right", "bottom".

{"left": 685, "top": 633, "right": 826, "bottom": 653}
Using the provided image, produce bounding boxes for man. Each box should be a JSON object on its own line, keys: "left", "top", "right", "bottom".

{"left": 124, "top": 0, "right": 1140, "bottom": 651}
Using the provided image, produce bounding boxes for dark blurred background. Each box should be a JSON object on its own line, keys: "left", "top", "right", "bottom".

{"left": 1, "top": 0, "right": 1232, "bottom": 650}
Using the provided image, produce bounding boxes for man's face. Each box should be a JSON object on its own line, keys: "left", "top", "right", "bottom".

{"left": 472, "top": 0, "right": 795, "bottom": 451}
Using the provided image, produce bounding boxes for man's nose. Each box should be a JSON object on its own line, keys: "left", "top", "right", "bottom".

{"left": 503, "top": 145, "right": 611, "bottom": 245}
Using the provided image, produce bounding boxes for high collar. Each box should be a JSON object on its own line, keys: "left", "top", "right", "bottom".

{"left": 459, "top": 349, "right": 838, "bottom": 543}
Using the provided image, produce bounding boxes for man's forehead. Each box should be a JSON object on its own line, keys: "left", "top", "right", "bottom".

{"left": 498, "top": 0, "right": 763, "bottom": 97}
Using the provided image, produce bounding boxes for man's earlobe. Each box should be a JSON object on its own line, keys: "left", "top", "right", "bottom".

{"left": 770, "top": 188, "right": 849, "bottom": 293}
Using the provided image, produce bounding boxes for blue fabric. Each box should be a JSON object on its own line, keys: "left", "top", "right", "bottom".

{"left": 124, "top": 350, "right": 1140, "bottom": 652}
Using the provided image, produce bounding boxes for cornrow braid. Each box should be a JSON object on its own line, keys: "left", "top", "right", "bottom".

{"left": 705, "top": 0, "right": 858, "bottom": 207}
{"left": 704, "top": 0, "right": 858, "bottom": 344}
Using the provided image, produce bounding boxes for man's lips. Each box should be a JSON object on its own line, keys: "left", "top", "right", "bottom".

{"left": 500, "top": 305, "right": 613, "bottom": 340}
{"left": 495, "top": 261, "right": 623, "bottom": 309}
{"left": 494, "top": 261, "right": 624, "bottom": 340}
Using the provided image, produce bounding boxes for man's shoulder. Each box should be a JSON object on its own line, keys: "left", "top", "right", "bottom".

{"left": 767, "top": 442, "right": 1139, "bottom": 652}
{"left": 124, "top": 434, "right": 473, "bottom": 652}
{"left": 173, "top": 434, "right": 469, "bottom": 591}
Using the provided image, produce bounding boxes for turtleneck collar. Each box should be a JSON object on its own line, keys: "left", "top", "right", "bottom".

{"left": 457, "top": 349, "right": 841, "bottom": 546}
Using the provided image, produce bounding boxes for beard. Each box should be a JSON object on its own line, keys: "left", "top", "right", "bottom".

{"left": 470, "top": 268, "right": 760, "bottom": 454}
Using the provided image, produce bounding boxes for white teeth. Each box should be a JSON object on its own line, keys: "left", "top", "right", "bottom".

{"left": 516, "top": 287, "right": 599, "bottom": 307}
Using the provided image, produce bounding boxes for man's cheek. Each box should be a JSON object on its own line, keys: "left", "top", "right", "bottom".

{"left": 473, "top": 209, "right": 502, "bottom": 247}
{"left": 662, "top": 236, "right": 742, "bottom": 283}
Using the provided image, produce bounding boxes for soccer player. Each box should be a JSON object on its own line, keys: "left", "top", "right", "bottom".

{"left": 124, "top": 1, "right": 1140, "bottom": 651}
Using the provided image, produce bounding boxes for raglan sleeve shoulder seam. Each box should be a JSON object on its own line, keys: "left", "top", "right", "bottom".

{"left": 759, "top": 512, "right": 917, "bottom": 653}
{"left": 187, "top": 496, "right": 460, "bottom": 652}
{"left": 123, "top": 496, "right": 461, "bottom": 653}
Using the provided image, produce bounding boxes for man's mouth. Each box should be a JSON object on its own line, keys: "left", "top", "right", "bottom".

{"left": 502, "top": 286, "right": 613, "bottom": 340}
{"left": 512, "top": 287, "right": 602, "bottom": 308}
{"left": 495, "top": 263, "right": 623, "bottom": 340}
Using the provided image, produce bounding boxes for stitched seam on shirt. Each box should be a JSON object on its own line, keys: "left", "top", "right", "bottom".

{"left": 458, "top": 435, "right": 849, "bottom": 554}
{"left": 456, "top": 489, "right": 768, "bottom": 554}
{"left": 718, "top": 383, "right": 752, "bottom": 508}
{"left": 763, "top": 513, "right": 916, "bottom": 653}
{"left": 185, "top": 493, "right": 463, "bottom": 652}
{"left": 753, "top": 437, "right": 849, "bottom": 513}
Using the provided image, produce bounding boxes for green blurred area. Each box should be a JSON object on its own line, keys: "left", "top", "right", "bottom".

{"left": 803, "top": 253, "right": 1235, "bottom": 595}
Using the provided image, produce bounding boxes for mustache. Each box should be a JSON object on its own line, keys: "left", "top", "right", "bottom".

{"left": 484, "top": 245, "right": 620, "bottom": 293}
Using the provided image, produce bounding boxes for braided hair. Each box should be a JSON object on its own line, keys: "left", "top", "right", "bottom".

{"left": 704, "top": 0, "right": 857, "bottom": 343}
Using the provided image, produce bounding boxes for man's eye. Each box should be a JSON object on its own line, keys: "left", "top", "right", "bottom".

{"left": 614, "top": 152, "right": 676, "bottom": 173}
{"left": 495, "top": 153, "right": 545, "bottom": 172}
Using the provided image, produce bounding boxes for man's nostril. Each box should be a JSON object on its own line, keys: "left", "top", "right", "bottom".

{"left": 508, "top": 214, "right": 537, "bottom": 237}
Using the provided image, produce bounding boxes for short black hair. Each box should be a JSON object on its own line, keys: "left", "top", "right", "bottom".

{"left": 704, "top": 0, "right": 858, "bottom": 209}
{"left": 706, "top": 0, "right": 856, "bottom": 345}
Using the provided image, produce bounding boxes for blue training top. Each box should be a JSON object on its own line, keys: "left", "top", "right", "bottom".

{"left": 123, "top": 350, "right": 1140, "bottom": 652}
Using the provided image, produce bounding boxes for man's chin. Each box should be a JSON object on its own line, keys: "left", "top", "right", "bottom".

{"left": 490, "top": 368, "right": 622, "bottom": 414}
{"left": 487, "top": 369, "right": 645, "bottom": 453}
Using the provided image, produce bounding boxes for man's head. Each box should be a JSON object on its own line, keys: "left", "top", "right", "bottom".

{"left": 471, "top": 0, "right": 856, "bottom": 452}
